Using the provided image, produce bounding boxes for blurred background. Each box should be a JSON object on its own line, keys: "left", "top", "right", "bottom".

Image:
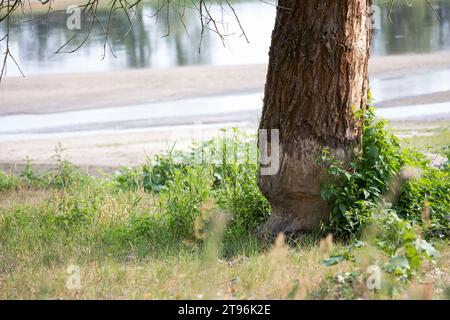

{"left": 1, "top": 0, "right": 449, "bottom": 171}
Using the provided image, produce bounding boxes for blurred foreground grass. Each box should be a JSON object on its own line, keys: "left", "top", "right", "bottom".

{"left": 0, "top": 188, "right": 448, "bottom": 299}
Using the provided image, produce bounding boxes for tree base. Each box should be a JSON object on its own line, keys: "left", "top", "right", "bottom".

{"left": 259, "top": 196, "right": 329, "bottom": 236}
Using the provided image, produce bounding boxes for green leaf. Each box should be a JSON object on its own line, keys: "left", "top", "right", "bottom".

{"left": 388, "top": 256, "right": 410, "bottom": 270}
{"left": 415, "top": 239, "right": 439, "bottom": 258}
{"left": 323, "top": 255, "right": 345, "bottom": 266}
{"left": 363, "top": 190, "right": 370, "bottom": 199}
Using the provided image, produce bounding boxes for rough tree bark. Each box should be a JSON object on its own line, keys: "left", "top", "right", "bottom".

{"left": 258, "top": 0, "right": 372, "bottom": 235}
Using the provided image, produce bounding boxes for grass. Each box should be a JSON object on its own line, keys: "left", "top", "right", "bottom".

{"left": 401, "top": 126, "right": 450, "bottom": 156}
{"left": 0, "top": 189, "right": 317, "bottom": 299}
{"left": 1, "top": 188, "right": 447, "bottom": 299}
{"left": 0, "top": 123, "right": 449, "bottom": 299}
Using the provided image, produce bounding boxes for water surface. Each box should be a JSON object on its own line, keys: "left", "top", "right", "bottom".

{"left": 2, "top": 0, "right": 450, "bottom": 76}
{"left": 1, "top": 91, "right": 449, "bottom": 141}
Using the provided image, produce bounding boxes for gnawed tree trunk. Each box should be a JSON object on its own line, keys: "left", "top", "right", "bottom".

{"left": 258, "top": 0, "right": 372, "bottom": 235}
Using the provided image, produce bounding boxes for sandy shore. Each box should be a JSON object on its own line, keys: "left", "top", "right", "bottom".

{"left": 0, "top": 119, "right": 448, "bottom": 175}
{"left": 0, "top": 64, "right": 267, "bottom": 116}
{"left": 375, "top": 90, "right": 450, "bottom": 108}
{"left": 1, "top": 52, "right": 450, "bottom": 170}
{"left": 2, "top": 52, "right": 450, "bottom": 116}
{"left": 0, "top": 125, "right": 256, "bottom": 174}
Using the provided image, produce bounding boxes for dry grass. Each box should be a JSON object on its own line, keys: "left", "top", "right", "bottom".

{"left": 0, "top": 189, "right": 448, "bottom": 300}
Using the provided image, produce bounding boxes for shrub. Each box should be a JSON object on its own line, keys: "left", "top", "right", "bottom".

{"left": 142, "top": 151, "right": 188, "bottom": 193}
{"left": 36, "top": 145, "right": 90, "bottom": 190}
{"left": 208, "top": 129, "right": 270, "bottom": 237}
{"left": 112, "top": 166, "right": 142, "bottom": 192}
{"left": 215, "top": 162, "right": 270, "bottom": 238}
{"left": 320, "top": 107, "right": 449, "bottom": 241}
{"left": 47, "top": 189, "right": 103, "bottom": 228}
{"left": 395, "top": 165, "right": 450, "bottom": 239}
{"left": 39, "top": 159, "right": 88, "bottom": 190}
{"left": 135, "top": 129, "right": 271, "bottom": 239}
{"left": 373, "top": 208, "right": 439, "bottom": 279}
{"left": 160, "top": 166, "right": 213, "bottom": 239}
{"left": 320, "top": 108, "right": 404, "bottom": 239}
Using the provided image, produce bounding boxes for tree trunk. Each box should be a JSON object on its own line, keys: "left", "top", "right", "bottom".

{"left": 258, "top": 0, "right": 372, "bottom": 235}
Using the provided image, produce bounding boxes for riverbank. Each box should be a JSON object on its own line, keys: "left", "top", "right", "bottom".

{"left": 2, "top": 52, "right": 450, "bottom": 116}
{"left": 0, "top": 120, "right": 448, "bottom": 175}
{"left": 1, "top": 52, "right": 450, "bottom": 170}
